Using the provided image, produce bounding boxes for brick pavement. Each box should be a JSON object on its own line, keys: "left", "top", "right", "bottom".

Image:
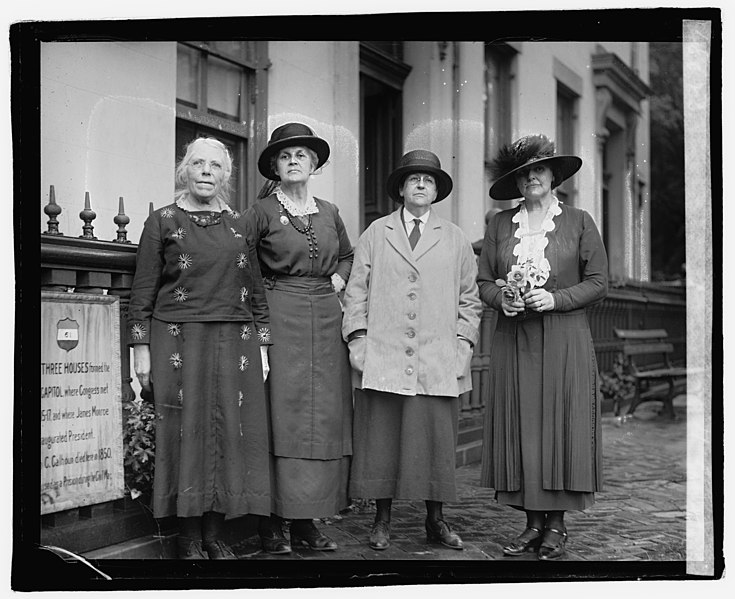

{"left": 230, "top": 397, "right": 687, "bottom": 562}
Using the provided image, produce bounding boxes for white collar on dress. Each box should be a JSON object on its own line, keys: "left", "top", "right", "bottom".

{"left": 275, "top": 186, "right": 319, "bottom": 217}
{"left": 176, "top": 195, "right": 232, "bottom": 214}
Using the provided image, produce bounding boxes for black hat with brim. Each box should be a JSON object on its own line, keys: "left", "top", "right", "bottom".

{"left": 258, "top": 122, "right": 330, "bottom": 181}
{"left": 386, "top": 149, "right": 453, "bottom": 203}
{"left": 488, "top": 134, "right": 582, "bottom": 201}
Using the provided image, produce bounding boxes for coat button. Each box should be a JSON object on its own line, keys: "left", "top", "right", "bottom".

{"left": 408, "top": 273, "right": 417, "bottom": 282}
{"left": 406, "top": 329, "right": 415, "bottom": 338}
{"left": 408, "top": 312, "right": 416, "bottom": 320}
{"left": 405, "top": 367, "right": 414, "bottom": 375}
{"left": 406, "top": 348, "right": 414, "bottom": 356}
{"left": 408, "top": 292, "right": 416, "bottom": 300}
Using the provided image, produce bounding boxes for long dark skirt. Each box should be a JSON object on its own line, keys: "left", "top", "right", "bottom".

{"left": 349, "top": 389, "right": 459, "bottom": 502}
{"left": 495, "top": 317, "right": 594, "bottom": 511}
{"left": 149, "top": 319, "right": 271, "bottom": 519}
{"left": 265, "top": 276, "right": 352, "bottom": 518}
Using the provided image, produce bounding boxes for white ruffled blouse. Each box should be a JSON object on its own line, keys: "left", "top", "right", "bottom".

{"left": 512, "top": 197, "right": 562, "bottom": 289}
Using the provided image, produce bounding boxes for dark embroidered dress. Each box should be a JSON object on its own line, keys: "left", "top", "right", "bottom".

{"left": 128, "top": 203, "right": 272, "bottom": 519}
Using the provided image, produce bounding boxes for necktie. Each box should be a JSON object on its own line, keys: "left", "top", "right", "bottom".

{"left": 408, "top": 218, "right": 422, "bottom": 250}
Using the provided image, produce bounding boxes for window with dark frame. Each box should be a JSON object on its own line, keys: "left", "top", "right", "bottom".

{"left": 175, "top": 41, "right": 268, "bottom": 213}
{"left": 360, "top": 42, "right": 411, "bottom": 231}
{"left": 556, "top": 82, "right": 578, "bottom": 205}
{"left": 484, "top": 44, "right": 514, "bottom": 202}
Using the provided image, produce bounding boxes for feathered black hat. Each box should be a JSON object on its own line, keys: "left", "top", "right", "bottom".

{"left": 489, "top": 134, "right": 582, "bottom": 200}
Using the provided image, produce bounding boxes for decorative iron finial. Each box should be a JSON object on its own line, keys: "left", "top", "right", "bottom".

{"left": 79, "top": 191, "right": 97, "bottom": 240}
{"left": 43, "top": 185, "right": 63, "bottom": 235}
{"left": 113, "top": 196, "right": 131, "bottom": 243}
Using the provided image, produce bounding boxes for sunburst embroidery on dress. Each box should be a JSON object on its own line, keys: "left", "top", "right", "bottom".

{"left": 167, "top": 323, "right": 181, "bottom": 336}
{"left": 239, "top": 356, "right": 249, "bottom": 371}
{"left": 130, "top": 323, "right": 146, "bottom": 340}
{"left": 238, "top": 391, "right": 243, "bottom": 408}
{"left": 177, "top": 254, "right": 193, "bottom": 269}
{"left": 240, "top": 324, "right": 252, "bottom": 340}
{"left": 159, "top": 207, "right": 175, "bottom": 218}
{"left": 230, "top": 211, "right": 241, "bottom": 219}
{"left": 257, "top": 328, "right": 271, "bottom": 344}
{"left": 236, "top": 253, "right": 249, "bottom": 268}
{"left": 169, "top": 353, "right": 183, "bottom": 369}
{"left": 231, "top": 227, "right": 242, "bottom": 239}
{"left": 171, "top": 227, "right": 186, "bottom": 239}
{"left": 240, "top": 287, "right": 249, "bottom": 302}
{"left": 173, "top": 287, "right": 190, "bottom": 302}
{"left": 178, "top": 389, "right": 183, "bottom": 405}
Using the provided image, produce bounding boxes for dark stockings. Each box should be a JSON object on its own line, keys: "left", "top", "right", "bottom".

{"left": 179, "top": 515, "right": 202, "bottom": 542}
{"left": 545, "top": 510, "right": 566, "bottom": 531}
{"left": 425, "top": 500, "right": 444, "bottom": 523}
{"left": 525, "top": 509, "right": 565, "bottom": 531}
{"left": 374, "top": 499, "right": 446, "bottom": 523}
{"left": 375, "top": 498, "right": 392, "bottom": 523}
{"left": 179, "top": 511, "right": 226, "bottom": 543}
{"left": 202, "top": 511, "right": 225, "bottom": 542}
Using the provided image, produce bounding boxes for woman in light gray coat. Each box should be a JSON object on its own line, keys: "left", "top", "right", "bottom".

{"left": 342, "top": 150, "right": 481, "bottom": 552}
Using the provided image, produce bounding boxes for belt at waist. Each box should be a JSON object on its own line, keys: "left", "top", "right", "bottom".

{"left": 514, "top": 307, "right": 586, "bottom": 321}
{"left": 264, "top": 274, "right": 333, "bottom": 295}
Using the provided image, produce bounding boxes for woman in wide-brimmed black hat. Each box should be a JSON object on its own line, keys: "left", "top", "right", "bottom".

{"left": 244, "top": 122, "right": 354, "bottom": 554}
{"left": 477, "top": 134, "right": 608, "bottom": 560}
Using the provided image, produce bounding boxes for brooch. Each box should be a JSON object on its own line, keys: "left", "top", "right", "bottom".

{"left": 280, "top": 215, "right": 289, "bottom": 226}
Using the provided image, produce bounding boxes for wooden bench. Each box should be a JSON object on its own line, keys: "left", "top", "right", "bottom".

{"left": 613, "top": 328, "right": 687, "bottom": 419}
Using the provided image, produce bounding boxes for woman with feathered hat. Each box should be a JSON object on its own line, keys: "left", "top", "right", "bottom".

{"left": 477, "top": 134, "right": 608, "bottom": 560}
{"left": 244, "top": 123, "right": 354, "bottom": 554}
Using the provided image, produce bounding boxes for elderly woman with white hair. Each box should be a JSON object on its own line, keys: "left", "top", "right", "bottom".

{"left": 128, "top": 137, "right": 272, "bottom": 559}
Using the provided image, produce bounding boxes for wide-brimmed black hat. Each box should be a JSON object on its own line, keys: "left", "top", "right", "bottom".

{"left": 386, "top": 149, "right": 453, "bottom": 203}
{"left": 258, "top": 122, "right": 331, "bottom": 180}
{"left": 489, "top": 134, "right": 582, "bottom": 201}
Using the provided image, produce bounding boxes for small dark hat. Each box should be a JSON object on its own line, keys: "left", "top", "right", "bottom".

{"left": 489, "top": 134, "right": 582, "bottom": 200}
{"left": 258, "top": 122, "right": 330, "bottom": 181}
{"left": 386, "top": 149, "right": 453, "bottom": 203}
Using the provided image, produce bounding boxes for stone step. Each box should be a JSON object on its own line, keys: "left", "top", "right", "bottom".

{"left": 83, "top": 515, "right": 258, "bottom": 560}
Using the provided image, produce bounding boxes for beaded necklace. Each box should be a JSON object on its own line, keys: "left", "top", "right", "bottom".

{"left": 279, "top": 203, "right": 319, "bottom": 260}
{"left": 187, "top": 211, "right": 222, "bottom": 227}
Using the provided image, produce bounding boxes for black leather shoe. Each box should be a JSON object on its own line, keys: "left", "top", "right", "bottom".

{"left": 503, "top": 526, "right": 543, "bottom": 556}
{"left": 537, "top": 527, "right": 567, "bottom": 560}
{"left": 425, "top": 518, "right": 464, "bottom": 550}
{"left": 368, "top": 520, "right": 391, "bottom": 550}
{"left": 203, "top": 539, "right": 238, "bottom": 560}
{"left": 258, "top": 518, "right": 292, "bottom": 555}
{"left": 177, "top": 537, "right": 208, "bottom": 559}
{"left": 290, "top": 520, "right": 338, "bottom": 551}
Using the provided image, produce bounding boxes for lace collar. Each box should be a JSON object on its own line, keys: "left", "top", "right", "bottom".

{"left": 511, "top": 197, "right": 562, "bottom": 288}
{"left": 275, "top": 186, "right": 319, "bottom": 217}
{"left": 175, "top": 195, "right": 233, "bottom": 214}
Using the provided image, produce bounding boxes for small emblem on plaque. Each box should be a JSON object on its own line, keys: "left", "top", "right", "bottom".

{"left": 57, "top": 318, "right": 79, "bottom": 351}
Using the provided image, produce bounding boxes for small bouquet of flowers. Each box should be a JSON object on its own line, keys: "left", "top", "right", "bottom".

{"left": 495, "top": 264, "right": 530, "bottom": 303}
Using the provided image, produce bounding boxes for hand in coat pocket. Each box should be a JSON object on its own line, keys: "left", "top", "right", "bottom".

{"left": 455, "top": 338, "right": 473, "bottom": 379}
{"left": 348, "top": 337, "right": 367, "bottom": 373}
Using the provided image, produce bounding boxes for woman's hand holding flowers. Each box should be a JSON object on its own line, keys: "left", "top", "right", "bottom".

{"left": 496, "top": 264, "right": 529, "bottom": 317}
{"left": 524, "top": 288, "right": 555, "bottom": 312}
